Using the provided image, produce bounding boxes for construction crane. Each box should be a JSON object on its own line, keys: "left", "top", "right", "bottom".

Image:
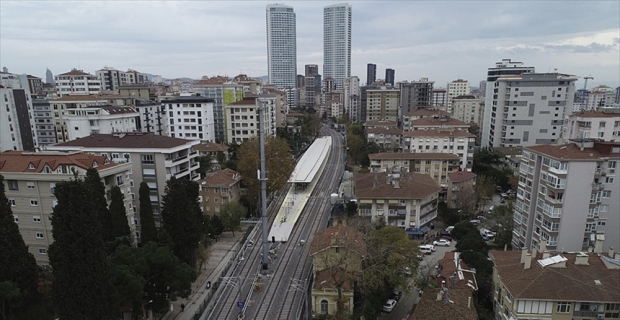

{"left": 583, "top": 75, "right": 594, "bottom": 91}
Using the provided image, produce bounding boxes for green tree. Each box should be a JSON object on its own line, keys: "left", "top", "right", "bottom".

{"left": 84, "top": 168, "right": 113, "bottom": 243}
{"left": 196, "top": 155, "right": 213, "bottom": 178}
{"left": 0, "top": 175, "right": 39, "bottom": 319}
{"left": 210, "top": 215, "right": 225, "bottom": 235}
{"left": 487, "top": 203, "right": 514, "bottom": 249}
{"left": 455, "top": 231, "right": 489, "bottom": 255}
{"left": 109, "top": 186, "right": 131, "bottom": 243}
{"left": 219, "top": 202, "right": 246, "bottom": 236}
{"left": 160, "top": 178, "right": 203, "bottom": 268}
{"left": 450, "top": 220, "right": 478, "bottom": 241}
{"left": 345, "top": 201, "right": 358, "bottom": 217}
{"left": 437, "top": 201, "right": 460, "bottom": 226}
{"left": 139, "top": 182, "right": 158, "bottom": 245}
{"left": 49, "top": 178, "right": 115, "bottom": 319}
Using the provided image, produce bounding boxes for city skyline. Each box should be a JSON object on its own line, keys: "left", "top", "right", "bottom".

{"left": 266, "top": 4, "right": 297, "bottom": 88}
{"left": 1, "top": 1, "right": 619, "bottom": 88}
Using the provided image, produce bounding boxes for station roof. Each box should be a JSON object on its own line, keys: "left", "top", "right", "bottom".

{"left": 288, "top": 136, "right": 332, "bottom": 183}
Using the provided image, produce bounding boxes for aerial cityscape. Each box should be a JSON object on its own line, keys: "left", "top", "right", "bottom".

{"left": 0, "top": 1, "right": 619, "bottom": 320}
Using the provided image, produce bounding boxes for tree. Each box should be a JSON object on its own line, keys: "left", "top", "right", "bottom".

{"left": 84, "top": 168, "right": 114, "bottom": 243}
{"left": 49, "top": 178, "right": 116, "bottom": 319}
{"left": 196, "top": 155, "right": 213, "bottom": 178}
{"left": 450, "top": 220, "right": 478, "bottom": 241}
{"left": 139, "top": 182, "right": 158, "bottom": 245}
{"left": 0, "top": 175, "right": 39, "bottom": 319}
{"left": 345, "top": 201, "right": 358, "bottom": 217}
{"left": 474, "top": 175, "right": 495, "bottom": 211}
{"left": 109, "top": 186, "right": 131, "bottom": 243}
{"left": 455, "top": 231, "right": 489, "bottom": 255}
{"left": 219, "top": 202, "right": 246, "bottom": 236}
{"left": 487, "top": 203, "right": 515, "bottom": 249}
{"left": 437, "top": 201, "right": 460, "bottom": 226}
{"left": 160, "top": 178, "right": 203, "bottom": 268}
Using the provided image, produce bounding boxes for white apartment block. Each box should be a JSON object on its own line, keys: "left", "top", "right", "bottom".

{"left": 431, "top": 88, "right": 447, "bottom": 110}
{"left": 366, "top": 86, "right": 400, "bottom": 122}
{"left": 0, "top": 77, "right": 38, "bottom": 152}
{"left": 266, "top": 4, "right": 297, "bottom": 89}
{"left": 192, "top": 79, "right": 245, "bottom": 143}
{"left": 163, "top": 96, "right": 216, "bottom": 142}
{"left": 0, "top": 150, "right": 134, "bottom": 265}
{"left": 369, "top": 152, "right": 460, "bottom": 187}
{"left": 65, "top": 105, "right": 138, "bottom": 141}
{"left": 403, "top": 130, "right": 475, "bottom": 171}
{"left": 562, "top": 110, "right": 620, "bottom": 142}
{"left": 54, "top": 69, "right": 102, "bottom": 97}
{"left": 96, "top": 67, "right": 128, "bottom": 92}
{"left": 49, "top": 95, "right": 109, "bottom": 143}
{"left": 482, "top": 73, "right": 577, "bottom": 148}
{"left": 512, "top": 140, "right": 620, "bottom": 253}
{"left": 48, "top": 132, "right": 201, "bottom": 231}
{"left": 135, "top": 100, "right": 167, "bottom": 136}
{"left": 446, "top": 79, "right": 470, "bottom": 110}
{"left": 224, "top": 96, "right": 276, "bottom": 144}
{"left": 323, "top": 3, "right": 352, "bottom": 91}
{"left": 407, "top": 116, "right": 470, "bottom": 132}
{"left": 585, "top": 85, "right": 617, "bottom": 111}
{"left": 451, "top": 95, "right": 481, "bottom": 125}
{"left": 343, "top": 76, "right": 361, "bottom": 122}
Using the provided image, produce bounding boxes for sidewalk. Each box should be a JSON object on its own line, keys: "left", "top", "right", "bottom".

{"left": 161, "top": 231, "right": 243, "bottom": 320}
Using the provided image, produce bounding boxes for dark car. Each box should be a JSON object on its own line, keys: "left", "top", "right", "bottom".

{"left": 439, "top": 232, "right": 453, "bottom": 241}
{"left": 391, "top": 290, "right": 403, "bottom": 301}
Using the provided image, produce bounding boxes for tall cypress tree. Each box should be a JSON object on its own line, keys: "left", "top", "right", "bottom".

{"left": 48, "top": 178, "right": 115, "bottom": 319}
{"left": 0, "top": 175, "right": 39, "bottom": 318}
{"left": 84, "top": 168, "right": 113, "bottom": 243}
{"left": 109, "top": 186, "right": 130, "bottom": 240}
{"left": 160, "top": 178, "right": 202, "bottom": 268}
{"left": 138, "top": 182, "right": 157, "bottom": 245}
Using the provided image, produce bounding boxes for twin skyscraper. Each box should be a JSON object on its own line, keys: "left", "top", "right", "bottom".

{"left": 266, "top": 3, "right": 352, "bottom": 91}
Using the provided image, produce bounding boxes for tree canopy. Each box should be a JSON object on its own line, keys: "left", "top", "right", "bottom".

{"left": 108, "top": 186, "right": 131, "bottom": 245}
{"left": 219, "top": 202, "right": 246, "bottom": 236}
{"left": 138, "top": 182, "right": 157, "bottom": 245}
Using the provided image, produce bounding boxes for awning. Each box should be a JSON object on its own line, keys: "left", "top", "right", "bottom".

{"left": 421, "top": 226, "right": 431, "bottom": 233}
{"left": 405, "top": 227, "right": 423, "bottom": 235}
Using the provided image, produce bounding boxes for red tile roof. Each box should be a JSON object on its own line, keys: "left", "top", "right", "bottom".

{"left": 410, "top": 117, "right": 469, "bottom": 127}
{"left": 527, "top": 143, "right": 620, "bottom": 160}
{"left": 194, "top": 142, "right": 229, "bottom": 153}
{"left": 312, "top": 267, "right": 354, "bottom": 291}
{"left": 355, "top": 172, "right": 440, "bottom": 200}
{"left": 369, "top": 152, "right": 459, "bottom": 161}
{"left": 0, "top": 151, "right": 115, "bottom": 173}
{"left": 490, "top": 251, "right": 620, "bottom": 302}
{"left": 569, "top": 111, "right": 620, "bottom": 118}
{"left": 403, "top": 130, "right": 475, "bottom": 138}
{"left": 58, "top": 69, "right": 91, "bottom": 76}
{"left": 310, "top": 224, "right": 367, "bottom": 256}
{"left": 448, "top": 171, "right": 477, "bottom": 183}
{"left": 54, "top": 133, "right": 195, "bottom": 149}
{"left": 406, "top": 109, "right": 450, "bottom": 117}
{"left": 228, "top": 97, "right": 257, "bottom": 106}
{"left": 365, "top": 120, "right": 397, "bottom": 127}
{"left": 411, "top": 288, "right": 478, "bottom": 320}
{"left": 52, "top": 95, "right": 106, "bottom": 102}
{"left": 366, "top": 127, "right": 402, "bottom": 135}
{"left": 198, "top": 169, "right": 240, "bottom": 187}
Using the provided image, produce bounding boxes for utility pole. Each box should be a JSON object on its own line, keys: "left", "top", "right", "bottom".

{"left": 259, "top": 101, "right": 269, "bottom": 270}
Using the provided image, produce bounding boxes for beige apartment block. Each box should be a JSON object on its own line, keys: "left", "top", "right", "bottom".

{"left": 0, "top": 150, "right": 134, "bottom": 266}
{"left": 369, "top": 152, "right": 460, "bottom": 187}
{"left": 198, "top": 169, "right": 241, "bottom": 216}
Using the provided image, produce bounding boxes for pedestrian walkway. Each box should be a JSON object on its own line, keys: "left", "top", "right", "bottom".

{"left": 160, "top": 231, "right": 243, "bottom": 320}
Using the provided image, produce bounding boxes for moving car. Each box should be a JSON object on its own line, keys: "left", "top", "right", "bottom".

{"left": 382, "top": 299, "right": 397, "bottom": 312}
{"left": 433, "top": 239, "right": 451, "bottom": 247}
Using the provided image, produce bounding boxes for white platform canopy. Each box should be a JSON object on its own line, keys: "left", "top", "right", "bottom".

{"left": 288, "top": 136, "right": 332, "bottom": 183}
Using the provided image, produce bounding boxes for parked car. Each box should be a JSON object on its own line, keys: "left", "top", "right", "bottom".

{"left": 488, "top": 206, "right": 495, "bottom": 212}
{"left": 433, "top": 239, "right": 451, "bottom": 247}
{"left": 417, "top": 254, "right": 424, "bottom": 261}
{"left": 402, "top": 267, "right": 412, "bottom": 276}
{"left": 391, "top": 290, "right": 403, "bottom": 301}
{"left": 383, "top": 299, "right": 397, "bottom": 312}
{"left": 439, "top": 232, "right": 453, "bottom": 241}
{"left": 419, "top": 245, "right": 435, "bottom": 255}
{"left": 481, "top": 234, "right": 490, "bottom": 241}
{"left": 500, "top": 192, "right": 508, "bottom": 198}
{"left": 469, "top": 219, "right": 481, "bottom": 225}
{"left": 480, "top": 228, "right": 495, "bottom": 239}
{"left": 445, "top": 226, "right": 455, "bottom": 233}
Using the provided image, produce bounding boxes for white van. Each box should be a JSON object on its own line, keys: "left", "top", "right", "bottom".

{"left": 419, "top": 245, "right": 435, "bottom": 255}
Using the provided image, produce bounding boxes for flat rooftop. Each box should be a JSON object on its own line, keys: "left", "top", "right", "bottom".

{"left": 288, "top": 136, "right": 332, "bottom": 183}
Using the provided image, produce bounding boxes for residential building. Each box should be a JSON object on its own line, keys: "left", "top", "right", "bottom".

{"left": 369, "top": 152, "right": 460, "bottom": 187}
{"left": 310, "top": 224, "right": 366, "bottom": 317}
{"left": 355, "top": 172, "right": 441, "bottom": 228}
{"left": 403, "top": 130, "right": 475, "bottom": 171}
{"left": 365, "top": 86, "right": 399, "bottom": 122}
{"left": 54, "top": 69, "right": 102, "bottom": 97}
{"left": 65, "top": 105, "right": 138, "bottom": 140}
{"left": 32, "top": 99, "right": 55, "bottom": 146}
{"left": 198, "top": 169, "right": 241, "bottom": 215}
{"left": 364, "top": 120, "right": 398, "bottom": 129}
{"left": 585, "top": 85, "right": 616, "bottom": 110}
{"left": 26, "top": 75, "right": 43, "bottom": 96}
{"left": 494, "top": 146, "right": 523, "bottom": 174}
{"left": 266, "top": 4, "right": 297, "bottom": 89}
{"left": 482, "top": 72, "right": 577, "bottom": 148}
{"left": 125, "top": 69, "right": 146, "bottom": 85}
{"left": 490, "top": 248, "right": 620, "bottom": 320}
{"left": 366, "top": 63, "right": 376, "bottom": 85}
{"left": 446, "top": 79, "right": 470, "bottom": 107}
{"left": 481, "top": 59, "right": 535, "bottom": 147}
{"left": 563, "top": 109, "right": 620, "bottom": 142}
{"left": 49, "top": 95, "right": 109, "bottom": 143}
{"left": 385, "top": 68, "right": 395, "bottom": 86}
{"left": 47, "top": 132, "right": 201, "bottom": 228}
{"left": 96, "top": 67, "right": 127, "bottom": 92}
{"left": 134, "top": 99, "right": 167, "bottom": 136}
{"left": 403, "top": 109, "right": 450, "bottom": 129}
{"left": 451, "top": 95, "right": 481, "bottom": 125}
{"left": 192, "top": 78, "right": 245, "bottom": 143}
{"left": 366, "top": 128, "right": 402, "bottom": 152}
{"left": 512, "top": 140, "right": 620, "bottom": 252}
{"left": 323, "top": 3, "right": 352, "bottom": 90}
{"left": 194, "top": 141, "right": 230, "bottom": 164}
{"left": 224, "top": 96, "right": 276, "bottom": 144}
{"left": 447, "top": 171, "right": 477, "bottom": 208}
{"left": 408, "top": 116, "right": 470, "bottom": 132}
{"left": 162, "top": 96, "right": 216, "bottom": 141}
{"left": 400, "top": 78, "right": 434, "bottom": 115}
{"left": 119, "top": 84, "right": 158, "bottom": 101}
{"left": 431, "top": 88, "right": 447, "bottom": 110}
{"left": 343, "top": 76, "right": 361, "bottom": 122}
{"left": 0, "top": 150, "right": 134, "bottom": 265}
{"left": 0, "top": 82, "right": 37, "bottom": 152}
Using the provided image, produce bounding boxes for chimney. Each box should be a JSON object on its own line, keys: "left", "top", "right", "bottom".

{"left": 575, "top": 252, "right": 590, "bottom": 265}
{"left": 540, "top": 241, "right": 547, "bottom": 253}
{"left": 609, "top": 247, "right": 615, "bottom": 259}
{"left": 436, "top": 291, "right": 443, "bottom": 301}
{"left": 615, "top": 253, "right": 620, "bottom": 261}
{"left": 524, "top": 253, "right": 532, "bottom": 269}
{"left": 520, "top": 247, "right": 528, "bottom": 263}
{"left": 594, "top": 236, "right": 604, "bottom": 254}
{"left": 468, "top": 296, "right": 471, "bottom": 309}
{"left": 393, "top": 177, "right": 400, "bottom": 189}
{"left": 543, "top": 251, "right": 550, "bottom": 259}
{"left": 532, "top": 246, "right": 538, "bottom": 258}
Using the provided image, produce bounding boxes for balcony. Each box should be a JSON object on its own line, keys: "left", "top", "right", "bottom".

{"left": 573, "top": 310, "right": 602, "bottom": 318}
{"left": 546, "top": 194, "right": 563, "bottom": 204}
{"left": 592, "top": 182, "right": 604, "bottom": 190}
{"left": 594, "top": 168, "right": 606, "bottom": 176}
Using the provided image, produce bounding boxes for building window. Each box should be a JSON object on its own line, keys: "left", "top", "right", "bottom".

{"left": 33, "top": 215, "right": 41, "bottom": 222}
{"left": 27, "top": 182, "right": 35, "bottom": 189}
{"left": 602, "top": 190, "right": 612, "bottom": 198}
{"left": 36, "top": 232, "right": 44, "bottom": 239}
{"left": 7, "top": 180, "right": 18, "bottom": 190}
{"left": 320, "top": 300, "right": 329, "bottom": 314}
{"left": 141, "top": 154, "right": 155, "bottom": 164}
{"left": 30, "top": 199, "right": 38, "bottom": 206}
{"left": 557, "top": 302, "right": 571, "bottom": 313}
{"left": 116, "top": 175, "right": 124, "bottom": 186}
{"left": 38, "top": 248, "right": 47, "bottom": 255}
{"left": 13, "top": 215, "right": 18, "bottom": 223}
{"left": 9, "top": 199, "right": 15, "bottom": 206}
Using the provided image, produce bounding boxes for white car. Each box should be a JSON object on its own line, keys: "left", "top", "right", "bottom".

{"left": 433, "top": 239, "right": 451, "bottom": 247}
{"left": 382, "top": 299, "right": 397, "bottom": 312}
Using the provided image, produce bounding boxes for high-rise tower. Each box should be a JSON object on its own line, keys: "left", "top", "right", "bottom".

{"left": 385, "top": 68, "right": 395, "bottom": 86}
{"left": 323, "top": 3, "right": 352, "bottom": 91}
{"left": 266, "top": 4, "right": 297, "bottom": 89}
{"left": 366, "top": 63, "right": 376, "bottom": 85}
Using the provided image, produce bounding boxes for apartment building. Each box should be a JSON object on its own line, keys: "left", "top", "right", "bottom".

{"left": 54, "top": 69, "right": 102, "bottom": 97}
{"left": 431, "top": 88, "right": 447, "bottom": 110}
{"left": 32, "top": 99, "right": 55, "bottom": 146}
{"left": 49, "top": 95, "right": 109, "bottom": 143}
{"left": 482, "top": 72, "right": 577, "bottom": 148}
{"left": 192, "top": 78, "right": 245, "bottom": 143}
{"left": 323, "top": 3, "right": 352, "bottom": 91}
{"left": 365, "top": 86, "right": 399, "bottom": 122}
{"left": 343, "top": 76, "right": 361, "bottom": 122}
{"left": 585, "top": 85, "right": 617, "bottom": 110}
{"left": 355, "top": 172, "right": 440, "bottom": 228}
{"left": 408, "top": 116, "right": 470, "bottom": 132}
{"left": 224, "top": 96, "right": 276, "bottom": 144}
{"left": 369, "top": 152, "right": 460, "bottom": 187}
{"left": 402, "top": 109, "right": 450, "bottom": 131}
{"left": 366, "top": 127, "right": 402, "bottom": 152}
{"left": 490, "top": 248, "right": 620, "bottom": 320}
{"left": 266, "top": 4, "right": 297, "bottom": 89}
{"left": 47, "top": 132, "right": 201, "bottom": 228}
{"left": 119, "top": 84, "right": 159, "bottom": 101}
{"left": 512, "top": 140, "right": 620, "bottom": 252}
{"left": 198, "top": 169, "right": 241, "bottom": 215}
{"left": 446, "top": 79, "right": 470, "bottom": 108}
{"left": 400, "top": 78, "right": 434, "bottom": 115}
{"left": 65, "top": 105, "right": 138, "bottom": 141}
{"left": 162, "top": 96, "right": 216, "bottom": 141}
{"left": 447, "top": 171, "right": 477, "bottom": 208}
{"left": 0, "top": 150, "right": 134, "bottom": 265}
{"left": 0, "top": 84, "right": 37, "bottom": 152}
{"left": 563, "top": 109, "right": 620, "bottom": 142}
{"left": 451, "top": 95, "right": 481, "bottom": 125}
{"left": 134, "top": 99, "right": 167, "bottom": 136}
{"left": 403, "top": 130, "right": 475, "bottom": 171}
{"left": 96, "top": 67, "right": 128, "bottom": 92}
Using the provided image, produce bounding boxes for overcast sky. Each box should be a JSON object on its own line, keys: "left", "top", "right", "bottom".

{"left": 1, "top": 1, "right": 619, "bottom": 88}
